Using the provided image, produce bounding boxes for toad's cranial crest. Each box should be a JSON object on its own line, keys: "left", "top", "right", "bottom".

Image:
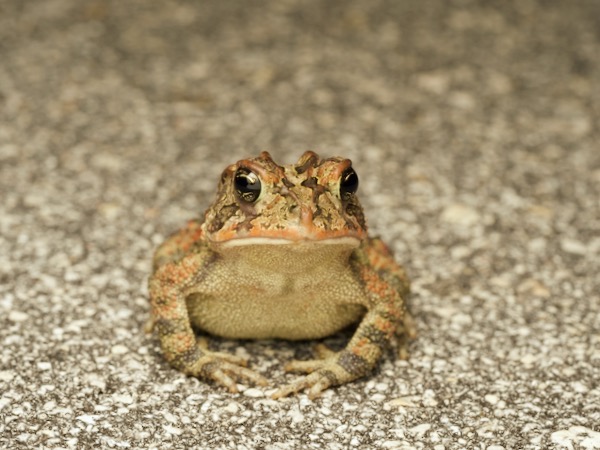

{"left": 148, "top": 151, "right": 413, "bottom": 399}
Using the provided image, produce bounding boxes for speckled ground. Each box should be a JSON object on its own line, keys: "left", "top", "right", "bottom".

{"left": 1, "top": 1, "right": 599, "bottom": 449}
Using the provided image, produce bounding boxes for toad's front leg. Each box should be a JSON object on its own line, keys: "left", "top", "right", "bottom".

{"left": 271, "top": 298, "right": 406, "bottom": 399}
{"left": 149, "top": 253, "right": 267, "bottom": 392}
{"left": 272, "top": 238, "right": 411, "bottom": 400}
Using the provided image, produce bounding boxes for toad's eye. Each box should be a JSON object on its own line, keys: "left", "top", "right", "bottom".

{"left": 340, "top": 167, "right": 359, "bottom": 200}
{"left": 234, "top": 168, "right": 262, "bottom": 202}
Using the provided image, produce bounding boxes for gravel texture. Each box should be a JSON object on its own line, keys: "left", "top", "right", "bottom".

{"left": 1, "top": 1, "right": 599, "bottom": 449}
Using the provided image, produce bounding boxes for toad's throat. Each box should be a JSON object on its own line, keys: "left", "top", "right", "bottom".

{"left": 210, "top": 239, "right": 361, "bottom": 275}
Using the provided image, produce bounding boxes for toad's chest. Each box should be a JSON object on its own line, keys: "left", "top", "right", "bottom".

{"left": 185, "top": 243, "right": 369, "bottom": 340}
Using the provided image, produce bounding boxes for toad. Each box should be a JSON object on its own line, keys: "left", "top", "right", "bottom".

{"left": 148, "top": 151, "right": 413, "bottom": 398}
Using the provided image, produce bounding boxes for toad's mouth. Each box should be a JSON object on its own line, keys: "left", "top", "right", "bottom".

{"left": 205, "top": 220, "right": 367, "bottom": 248}
{"left": 216, "top": 235, "right": 362, "bottom": 249}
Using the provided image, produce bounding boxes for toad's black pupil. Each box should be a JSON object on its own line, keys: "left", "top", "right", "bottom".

{"left": 340, "top": 167, "right": 359, "bottom": 199}
{"left": 234, "top": 168, "right": 261, "bottom": 202}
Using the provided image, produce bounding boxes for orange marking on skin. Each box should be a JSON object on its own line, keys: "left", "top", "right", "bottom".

{"left": 166, "top": 332, "right": 195, "bottom": 354}
{"left": 360, "top": 267, "right": 398, "bottom": 303}
{"left": 300, "top": 205, "right": 314, "bottom": 230}
{"left": 351, "top": 337, "right": 381, "bottom": 361}
{"left": 154, "top": 302, "right": 184, "bottom": 321}
{"left": 352, "top": 338, "right": 371, "bottom": 354}
{"left": 374, "top": 315, "right": 396, "bottom": 336}
{"left": 155, "top": 258, "right": 201, "bottom": 287}
{"left": 163, "top": 221, "right": 204, "bottom": 254}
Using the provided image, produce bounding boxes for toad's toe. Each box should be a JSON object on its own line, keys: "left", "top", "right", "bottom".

{"left": 184, "top": 350, "right": 268, "bottom": 392}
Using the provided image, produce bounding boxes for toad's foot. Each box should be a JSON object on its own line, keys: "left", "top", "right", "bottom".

{"left": 271, "top": 344, "right": 362, "bottom": 399}
{"left": 184, "top": 339, "right": 268, "bottom": 393}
